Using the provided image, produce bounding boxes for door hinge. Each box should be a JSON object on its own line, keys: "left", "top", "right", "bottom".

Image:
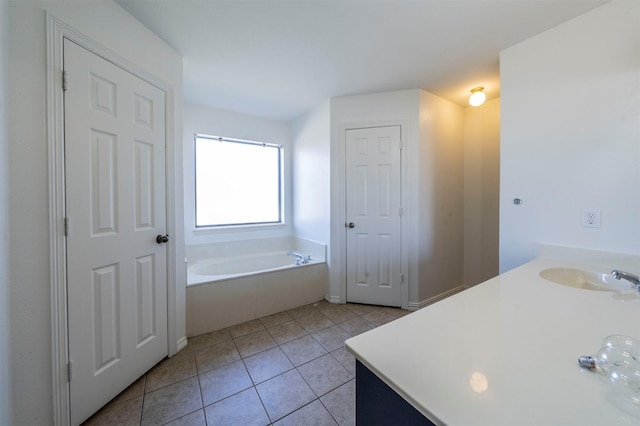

{"left": 399, "top": 207, "right": 403, "bottom": 217}
{"left": 64, "top": 216, "right": 70, "bottom": 236}
{"left": 399, "top": 140, "right": 404, "bottom": 150}
{"left": 62, "top": 70, "right": 68, "bottom": 92}
{"left": 67, "top": 360, "right": 73, "bottom": 382}
{"left": 400, "top": 273, "right": 404, "bottom": 284}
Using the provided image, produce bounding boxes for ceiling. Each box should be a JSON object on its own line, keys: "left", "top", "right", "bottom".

{"left": 116, "top": 0, "right": 608, "bottom": 121}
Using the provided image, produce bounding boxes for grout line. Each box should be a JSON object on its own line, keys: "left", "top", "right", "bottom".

{"left": 195, "top": 366, "right": 206, "bottom": 424}
{"left": 88, "top": 303, "right": 407, "bottom": 425}
{"left": 138, "top": 375, "right": 147, "bottom": 424}
{"left": 250, "top": 374, "right": 274, "bottom": 424}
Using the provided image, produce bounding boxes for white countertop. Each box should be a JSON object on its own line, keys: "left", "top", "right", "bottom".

{"left": 345, "top": 249, "right": 640, "bottom": 425}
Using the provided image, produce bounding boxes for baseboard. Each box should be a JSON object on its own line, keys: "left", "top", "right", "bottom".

{"left": 407, "top": 285, "right": 467, "bottom": 311}
{"left": 325, "top": 293, "right": 343, "bottom": 304}
{"left": 176, "top": 335, "right": 188, "bottom": 353}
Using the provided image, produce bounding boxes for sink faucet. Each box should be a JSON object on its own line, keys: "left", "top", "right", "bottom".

{"left": 287, "top": 251, "right": 311, "bottom": 265}
{"left": 611, "top": 270, "right": 640, "bottom": 289}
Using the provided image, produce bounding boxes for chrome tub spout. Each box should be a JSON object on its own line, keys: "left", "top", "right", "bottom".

{"left": 286, "top": 251, "right": 311, "bottom": 265}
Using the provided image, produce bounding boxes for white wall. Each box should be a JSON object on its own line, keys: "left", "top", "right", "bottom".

{"left": 463, "top": 98, "right": 500, "bottom": 286}
{"left": 7, "top": 1, "right": 184, "bottom": 424}
{"left": 418, "top": 91, "right": 465, "bottom": 301}
{"left": 0, "top": 1, "right": 12, "bottom": 423}
{"left": 183, "top": 103, "right": 292, "bottom": 246}
{"left": 328, "top": 89, "right": 465, "bottom": 307}
{"left": 329, "top": 90, "right": 420, "bottom": 305}
{"left": 500, "top": 0, "right": 640, "bottom": 272}
{"left": 291, "top": 100, "right": 331, "bottom": 245}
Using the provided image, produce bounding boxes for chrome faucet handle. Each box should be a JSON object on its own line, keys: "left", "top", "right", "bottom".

{"left": 287, "top": 251, "right": 311, "bottom": 265}
{"left": 611, "top": 270, "right": 640, "bottom": 289}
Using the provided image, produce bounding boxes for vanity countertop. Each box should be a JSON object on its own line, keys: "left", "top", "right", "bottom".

{"left": 345, "top": 251, "right": 640, "bottom": 425}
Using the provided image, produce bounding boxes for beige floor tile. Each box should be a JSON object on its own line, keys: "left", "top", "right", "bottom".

{"left": 316, "top": 304, "right": 358, "bottom": 323}
{"left": 380, "top": 305, "right": 411, "bottom": 318}
{"left": 188, "top": 328, "right": 231, "bottom": 352}
{"left": 244, "top": 346, "right": 294, "bottom": 384}
{"left": 194, "top": 339, "right": 241, "bottom": 373}
{"left": 336, "top": 316, "right": 375, "bottom": 336}
{"left": 105, "top": 375, "right": 146, "bottom": 408}
{"left": 256, "top": 369, "right": 317, "bottom": 422}
{"left": 297, "top": 354, "right": 353, "bottom": 397}
{"left": 234, "top": 329, "right": 278, "bottom": 358}
{"left": 280, "top": 335, "right": 328, "bottom": 367}
{"left": 199, "top": 360, "right": 253, "bottom": 406}
{"left": 141, "top": 377, "right": 202, "bottom": 426}
{"left": 287, "top": 302, "right": 321, "bottom": 320}
{"left": 320, "top": 379, "right": 356, "bottom": 426}
{"left": 267, "top": 319, "right": 308, "bottom": 344}
{"left": 361, "top": 310, "right": 397, "bottom": 326}
{"left": 298, "top": 311, "right": 335, "bottom": 334}
{"left": 81, "top": 300, "right": 398, "bottom": 426}
{"left": 228, "top": 319, "right": 266, "bottom": 338}
{"left": 313, "top": 300, "right": 333, "bottom": 309}
{"left": 83, "top": 395, "right": 143, "bottom": 426}
{"left": 145, "top": 347, "right": 197, "bottom": 393}
{"left": 204, "top": 387, "right": 270, "bottom": 426}
{"left": 274, "top": 400, "right": 338, "bottom": 426}
{"left": 330, "top": 347, "right": 356, "bottom": 375}
{"left": 311, "top": 325, "right": 352, "bottom": 352}
{"left": 260, "top": 311, "right": 294, "bottom": 328}
{"left": 163, "top": 409, "right": 206, "bottom": 426}
{"left": 345, "top": 303, "right": 378, "bottom": 316}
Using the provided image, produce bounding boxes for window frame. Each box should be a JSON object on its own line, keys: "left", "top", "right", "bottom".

{"left": 194, "top": 133, "right": 284, "bottom": 229}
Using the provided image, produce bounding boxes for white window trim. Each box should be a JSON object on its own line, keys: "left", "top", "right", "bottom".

{"left": 194, "top": 133, "right": 285, "bottom": 229}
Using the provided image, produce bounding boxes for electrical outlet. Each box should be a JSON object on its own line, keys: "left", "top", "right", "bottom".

{"left": 582, "top": 209, "right": 601, "bottom": 228}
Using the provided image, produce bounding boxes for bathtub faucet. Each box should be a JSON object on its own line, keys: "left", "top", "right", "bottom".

{"left": 287, "top": 251, "right": 311, "bottom": 265}
{"left": 611, "top": 270, "right": 640, "bottom": 290}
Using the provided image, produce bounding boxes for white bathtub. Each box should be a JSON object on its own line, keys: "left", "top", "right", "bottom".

{"left": 186, "top": 238, "right": 327, "bottom": 336}
{"left": 188, "top": 252, "right": 317, "bottom": 285}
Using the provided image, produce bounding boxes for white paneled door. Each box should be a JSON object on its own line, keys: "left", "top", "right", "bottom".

{"left": 345, "top": 126, "right": 402, "bottom": 307}
{"left": 64, "top": 39, "right": 168, "bottom": 425}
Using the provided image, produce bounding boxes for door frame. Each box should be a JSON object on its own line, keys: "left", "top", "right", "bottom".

{"left": 46, "top": 14, "right": 179, "bottom": 425}
{"left": 336, "top": 121, "right": 409, "bottom": 310}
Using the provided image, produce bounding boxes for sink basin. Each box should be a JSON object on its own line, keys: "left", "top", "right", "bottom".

{"left": 539, "top": 268, "right": 629, "bottom": 292}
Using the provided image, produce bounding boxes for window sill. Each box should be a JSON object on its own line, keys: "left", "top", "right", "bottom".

{"left": 193, "top": 222, "right": 287, "bottom": 235}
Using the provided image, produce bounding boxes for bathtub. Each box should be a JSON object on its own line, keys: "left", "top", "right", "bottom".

{"left": 188, "top": 252, "right": 318, "bottom": 285}
{"left": 186, "top": 238, "right": 326, "bottom": 336}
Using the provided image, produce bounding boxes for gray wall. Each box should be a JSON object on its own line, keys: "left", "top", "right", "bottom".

{"left": 0, "top": 0, "right": 12, "bottom": 423}
{"left": 463, "top": 98, "right": 500, "bottom": 286}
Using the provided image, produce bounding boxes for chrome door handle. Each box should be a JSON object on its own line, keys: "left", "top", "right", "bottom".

{"left": 156, "top": 234, "right": 169, "bottom": 244}
{"left": 347, "top": 222, "right": 355, "bottom": 229}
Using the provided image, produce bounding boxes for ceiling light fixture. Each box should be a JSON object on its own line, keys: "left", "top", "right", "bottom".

{"left": 468, "top": 87, "right": 486, "bottom": 107}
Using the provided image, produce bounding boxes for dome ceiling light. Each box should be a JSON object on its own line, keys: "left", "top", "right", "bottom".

{"left": 469, "top": 87, "right": 486, "bottom": 107}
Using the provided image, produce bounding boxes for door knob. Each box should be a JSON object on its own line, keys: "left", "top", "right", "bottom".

{"left": 347, "top": 222, "right": 355, "bottom": 229}
{"left": 156, "top": 234, "right": 169, "bottom": 244}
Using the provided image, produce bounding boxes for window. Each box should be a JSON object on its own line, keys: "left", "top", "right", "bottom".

{"left": 195, "top": 134, "right": 283, "bottom": 227}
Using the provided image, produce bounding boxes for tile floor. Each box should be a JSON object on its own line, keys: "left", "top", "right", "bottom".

{"left": 83, "top": 300, "right": 410, "bottom": 426}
